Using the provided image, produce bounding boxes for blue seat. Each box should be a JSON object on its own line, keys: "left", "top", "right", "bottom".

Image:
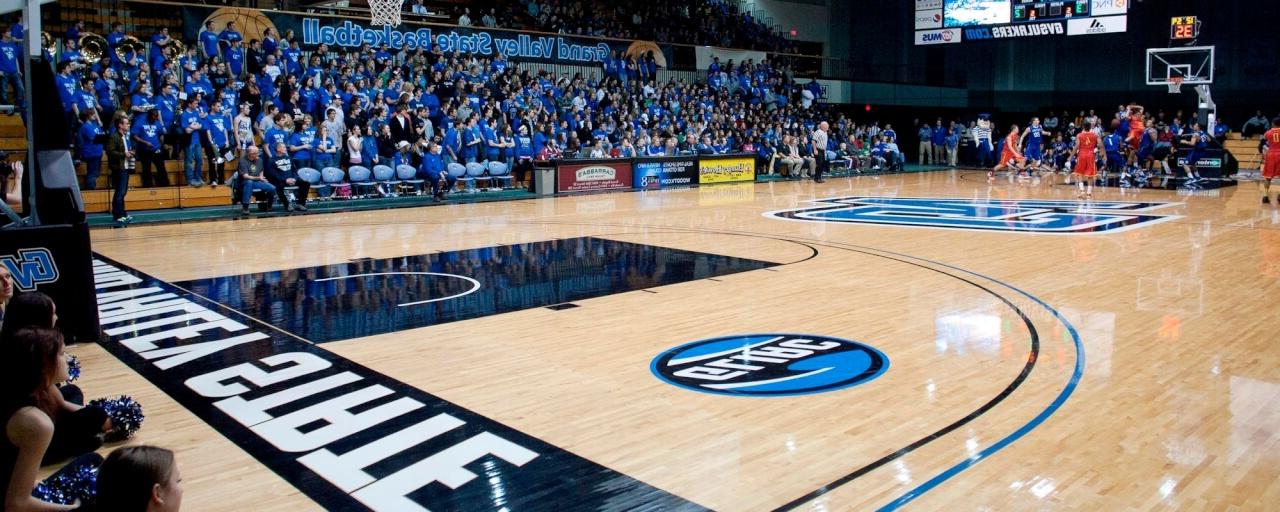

{"left": 297, "top": 167, "right": 324, "bottom": 198}
{"left": 396, "top": 164, "right": 424, "bottom": 195}
{"left": 372, "top": 165, "right": 399, "bottom": 197}
{"left": 448, "top": 163, "right": 469, "bottom": 193}
{"left": 465, "top": 162, "right": 488, "bottom": 192}
{"left": 321, "top": 167, "right": 349, "bottom": 199}
{"left": 487, "top": 161, "right": 513, "bottom": 188}
{"left": 347, "top": 166, "right": 375, "bottom": 198}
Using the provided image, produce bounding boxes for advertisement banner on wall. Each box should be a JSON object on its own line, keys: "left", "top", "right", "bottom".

{"left": 915, "top": 28, "right": 962, "bottom": 45}
{"left": 698, "top": 156, "right": 756, "bottom": 184}
{"left": 1091, "top": 0, "right": 1129, "bottom": 16}
{"left": 915, "top": 0, "right": 943, "bottom": 10}
{"left": 557, "top": 160, "right": 635, "bottom": 193}
{"left": 1067, "top": 16, "right": 1128, "bottom": 36}
{"left": 961, "top": 22, "right": 1065, "bottom": 41}
{"left": 915, "top": 9, "right": 944, "bottom": 29}
{"left": 633, "top": 157, "right": 699, "bottom": 189}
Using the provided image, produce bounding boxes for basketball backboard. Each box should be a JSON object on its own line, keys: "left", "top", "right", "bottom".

{"left": 1146, "top": 46, "right": 1214, "bottom": 86}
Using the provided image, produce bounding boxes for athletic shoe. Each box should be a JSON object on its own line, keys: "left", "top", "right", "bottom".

{"left": 294, "top": 204, "right": 308, "bottom": 212}
{"left": 241, "top": 205, "right": 251, "bottom": 215}
{"left": 286, "top": 204, "right": 296, "bottom": 212}
{"left": 214, "top": 157, "right": 225, "bottom": 165}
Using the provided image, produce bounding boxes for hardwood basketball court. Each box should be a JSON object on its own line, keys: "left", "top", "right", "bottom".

{"left": 76, "top": 170, "right": 1280, "bottom": 510}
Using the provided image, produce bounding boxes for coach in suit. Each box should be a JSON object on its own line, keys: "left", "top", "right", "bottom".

{"left": 104, "top": 116, "right": 134, "bottom": 225}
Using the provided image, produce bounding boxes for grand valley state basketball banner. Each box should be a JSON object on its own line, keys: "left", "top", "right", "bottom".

{"left": 178, "top": 6, "right": 672, "bottom": 66}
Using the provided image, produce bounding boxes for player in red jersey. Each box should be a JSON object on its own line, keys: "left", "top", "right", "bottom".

{"left": 1262, "top": 118, "right": 1280, "bottom": 204}
{"left": 1124, "top": 104, "right": 1145, "bottom": 171}
{"left": 991, "top": 124, "right": 1024, "bottom": 179}
{"left": 1073, "top": 121, "right": 1105, "bottom": 198}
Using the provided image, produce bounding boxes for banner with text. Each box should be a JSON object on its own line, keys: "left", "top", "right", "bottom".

{"left": 633, "top": 156, "right": 698, "bottom": 189}
{"left": 178, "top": 6, "right": 671, "bottom": 65}
{"left": 697, "top": 155, "right": 756, "bottom": 184}
{"left": 557, "top": 160, "right": 635, "bottom": 193}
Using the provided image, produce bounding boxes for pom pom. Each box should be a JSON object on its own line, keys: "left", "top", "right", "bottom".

{"left": 88, "top": 396, "right": 145, "bottom": 442}
{"left": 65, "top": 355, "right": 82, "bottom": 384}
{"left": 31, "top": 461, "right": 98, "bottom": 505}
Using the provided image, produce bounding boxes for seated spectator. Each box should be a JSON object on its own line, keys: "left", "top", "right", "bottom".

{"left": 266, "top": 142, "right": 310, "bottom": 212}
{"left": 2, "top": 327, "right": 106, "bottom": 511}
{"left": 0, "top": 292, "right": 83, "bottom": 405}
{"left": 236, "top": 146, "right": 275, "bottom": 215}
{"left": 95, "top": 445, "right": 183, "bottom": 511}
{"left": 418, "top": 141, "right": 453, "bottom": 201}
{"left": 1242, "top": 111, "right": 1269, "bottom": 139}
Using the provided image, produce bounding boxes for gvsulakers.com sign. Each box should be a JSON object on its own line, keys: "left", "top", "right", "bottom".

{"left": 698, "top": 157, "right": 756, "bottom": 184}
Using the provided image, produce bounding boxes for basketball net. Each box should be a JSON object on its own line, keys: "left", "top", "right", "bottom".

{"left": 1168, "top": 76, "right": 1184, "bottom": 94}
{"left": 369, "top": 0, "right": 404, "bottom": 27}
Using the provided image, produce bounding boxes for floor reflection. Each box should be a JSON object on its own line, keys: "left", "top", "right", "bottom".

{"left": 179, "top": 237, "right": 776, "bottom": 343}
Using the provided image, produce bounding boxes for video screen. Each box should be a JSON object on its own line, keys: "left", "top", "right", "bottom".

{"left": 944, "top": 0, "right": 1012, "bottom": 27}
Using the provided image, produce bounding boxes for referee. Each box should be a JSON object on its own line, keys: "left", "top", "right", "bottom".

{"left": 813, "top": 121, "right": 829, "bottom": 183}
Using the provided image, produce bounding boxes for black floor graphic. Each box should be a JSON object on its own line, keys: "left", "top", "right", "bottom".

{"left": 178, "top": 237, "right": 776, "bottom": 344}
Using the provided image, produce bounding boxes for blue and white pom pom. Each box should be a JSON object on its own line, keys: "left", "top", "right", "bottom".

{"left": 31, "top": 462, "right": 98, "bottom": 505}
{"left": 88, "top": 395, "right": 145, "bottom": 442}
{"left": 65, "top": 355, "right": 81, "bottom": 383}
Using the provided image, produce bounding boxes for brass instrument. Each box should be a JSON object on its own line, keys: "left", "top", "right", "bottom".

{"left": 115, "top": 35, "right": 147, "bottom": 63}
{"left": 163, "top": 38, "right": 186, "bottom": 60}
{"left": 40, "top": 31, "right": 55, "bottom": 56}
{"left": 78, "top": 32, "right": 108, "bottom": 62}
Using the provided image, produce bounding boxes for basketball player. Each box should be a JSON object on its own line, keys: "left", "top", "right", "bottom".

{"left": 1019, "top": 117, "right": 1045, "bottom": 174}
{"left": 1261, "top": 118, "right": 1280, "bottom": 203}
{"left": 1124, "top": 104, "right": 1145, "bottom": 168}
{"left": 1073, "top": 121, "right": 1103, "bottom": 198}
{"left": 991, "top": 124, "right": 1024, "bottom": 179}
{"left": 1179, "top": 122, "right": 1207, "bottom": 185}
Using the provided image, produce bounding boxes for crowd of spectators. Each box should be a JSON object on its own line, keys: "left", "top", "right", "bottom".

{"left": 21, "top": 11, "right": 852, "bottom": 224}
{"left": 512, "top": 0, "right": 800, "bottom": 53}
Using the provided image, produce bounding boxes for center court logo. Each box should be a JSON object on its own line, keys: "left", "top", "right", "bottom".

{"left": 651, "top": 334, "right": 888, "bottom": 397}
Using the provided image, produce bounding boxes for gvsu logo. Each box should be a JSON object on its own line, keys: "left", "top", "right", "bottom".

{"left": 765, "top": 196, "right": 1181, "bottom": 234}
{"left": 1, "top": 248, "right": 60, "bottom": 292}
{"left": 651, "top": 334, "right": 888, "bottom": 397}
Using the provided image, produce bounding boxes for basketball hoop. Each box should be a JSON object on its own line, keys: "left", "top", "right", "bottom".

{"left": 1168, "top": 76, "right": 1184, "bottom": 94}
{"left": 369, "top": 0, "right": 404, "bottom": 27}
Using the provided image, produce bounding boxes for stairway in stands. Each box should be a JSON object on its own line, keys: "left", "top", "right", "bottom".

{"left": 0, "top": 114, "right": 234, "bottom": 214}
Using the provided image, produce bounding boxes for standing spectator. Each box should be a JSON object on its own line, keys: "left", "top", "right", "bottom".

{"left": 0, "top": 31, "right": 23, "bottom": 107}
{"left": 458, "top": 8, "right": 473, "bottom": 26}
{"left": 106, "top": 116, "right": 135, "bottom": 225}
{"left": 945, "top": 125, "right": 960, "bottom": 167}
{"left": 917, "top": 122, "right": 933, "bottom": 165}
{"left": 132, "top": 109, "right": 169, "bottom": 188}
{"left": 932, "top": 119, "right": 947, "bottom": 164}
{"left": 77, "top": 110, "right": 106, "bottom": 190}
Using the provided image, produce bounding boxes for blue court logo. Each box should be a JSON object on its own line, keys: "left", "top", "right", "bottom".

{"left": 1, "top": 248, "right": 60, "bottom": 292}
{"left": 765, "top": 196, "right": 1180, "bottom": 234}
{"left": 651, "top": 334, "right": 888, "bottom": 397}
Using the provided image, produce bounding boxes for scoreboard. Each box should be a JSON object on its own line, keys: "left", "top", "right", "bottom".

{"left": 914, "top": 0, "right": 1129, "bottom": 45}
{"left": 1170, "top": 16, "right": 1200, "bottom": 40}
